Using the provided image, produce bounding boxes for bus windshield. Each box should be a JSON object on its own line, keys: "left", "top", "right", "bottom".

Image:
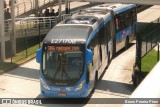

{"left": 42, "top": 45, "right": 84, "bottom": 86}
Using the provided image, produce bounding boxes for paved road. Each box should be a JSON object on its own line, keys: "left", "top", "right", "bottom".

{"left": 0, "top": 43, "right": 136, "bottom": 107}
{"left": 0, "top": 59, "right": 40, "bottom": 98}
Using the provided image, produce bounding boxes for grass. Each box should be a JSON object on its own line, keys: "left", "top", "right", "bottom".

{"left": 141, "top": 50, "right": 159, "bottom": 74}
{"left": 12, "top": 44, "right": 39, "bottom": 64}
{"left": 0, "top": 44, "right": 40, "bottom": 73}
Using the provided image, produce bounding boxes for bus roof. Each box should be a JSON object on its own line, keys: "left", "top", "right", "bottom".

{"left": 43, "top": 3, "right": 136, "bottom": 45}
{"left": 43, "top": 25, "right": 93, "bottom": 45}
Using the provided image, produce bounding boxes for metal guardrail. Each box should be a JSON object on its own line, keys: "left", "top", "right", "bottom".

{"left": 132, "top": 17, "right": 160, "bottom": 87}
{"left": 4, "top": 16, "right": 57, "bottom": 38}
{"left": 6, "top": 0, "right": 58, "bottom": 18}
{"left": 1, "top": 14, "right": 71, "bottom": 62}
{"left": 2, "top": 16, "right": 58, "bottom": 61}
{"left": 3, "top": 14, "right": 71, "bottom": 39}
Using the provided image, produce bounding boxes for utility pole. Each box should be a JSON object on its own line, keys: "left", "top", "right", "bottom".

{"left": 59, "top": 0, "right": 62, "bottom": 22}
{"left": 69, "top": 0, "right": 70, "bottom": 14}
{"left": 11, "top": 0, "right": 16, "bottom": 55}
{"left": 65, "top": 0, "right": 69, "bottom": 14}
{"left": 35, "top": 0, "right": 39, "bottom": 17}
{"left": 0, "top": 0, "right": 6, "bottom": 61}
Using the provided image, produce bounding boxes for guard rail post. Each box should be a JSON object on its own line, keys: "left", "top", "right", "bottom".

{"left": 158, "top": 42, "right": 159, "bottom": 62}
{"left": 25, "top": 29, "right": 28, "bottom": 58}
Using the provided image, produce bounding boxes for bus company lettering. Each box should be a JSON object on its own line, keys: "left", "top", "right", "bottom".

{"left": 48, "top": 46, "right": 80, "bottom": 51}
{"left": 51, "top": 39, "right": 76, "bottom": 44}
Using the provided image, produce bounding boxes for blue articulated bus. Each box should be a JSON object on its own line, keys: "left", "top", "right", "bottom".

{"left": 36, "top": 3, "right": 137, "bottom": 98}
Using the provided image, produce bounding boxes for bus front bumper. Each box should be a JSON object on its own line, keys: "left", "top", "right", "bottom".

{"left": 41, "top": 86, "right": 90, "bottom": 98}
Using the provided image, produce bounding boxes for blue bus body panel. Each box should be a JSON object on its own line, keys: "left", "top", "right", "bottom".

{"left": 86, "top": 16, "right": 111, "bottom": 46}
{"left": 116, "top": 26, "right": 131, "bottom": 43}
{"left": 114, "top": 4, "right": 136, "bottom": 15}
{"left": 39, "top": 4, "right": 137, "bottom": 98}
{"left": 116, "top": 22, "right": 136, "bottom": 43}
{"left": 40, "top": 64, "right": 93, "bottom": 98}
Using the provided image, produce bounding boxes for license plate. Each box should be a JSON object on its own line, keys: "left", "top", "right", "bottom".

{"left": 58, "top": 93, "right": 66, "bottom": 96}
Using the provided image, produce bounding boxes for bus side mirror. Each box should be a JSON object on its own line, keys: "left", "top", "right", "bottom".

{"left": 86, "top": 49, "right": 93, "bottom": 64}
{"left": 36, "top": 48, "right": 42, "bottom": 63}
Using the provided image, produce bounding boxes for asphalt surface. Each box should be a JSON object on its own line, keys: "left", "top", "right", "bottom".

{"left": 0, "top": 43, "right": 136, "bottom": 107}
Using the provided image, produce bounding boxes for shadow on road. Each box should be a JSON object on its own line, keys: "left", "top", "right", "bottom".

{"left": 95, "top": 80, "right": 134, "bottom": 96}
{"left": 113, "top": 43, "right": 135, "bottom": 59}
{"left": 33, "top": 43, "right": 136, "bottom": 106}
{"left": 6, "top": 67, "right": 39, "bottom": 80}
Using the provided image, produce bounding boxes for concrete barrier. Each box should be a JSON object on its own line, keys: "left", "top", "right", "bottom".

{"left": 123, "top": 61, "right": 160, "bottom": 107}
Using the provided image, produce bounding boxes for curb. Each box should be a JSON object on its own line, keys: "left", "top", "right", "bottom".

{"left": 0, "top": 56, "right": 36, "bottom": 75}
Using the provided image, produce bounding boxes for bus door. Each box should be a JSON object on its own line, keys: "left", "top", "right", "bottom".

{"left": 115, "top": 14, "right": 124, "bottom": 52}
{"left": 87, "top": 36, "right": 101, "bottom": 82}
{"left": 104, "top": 20, "right": 112, "bottom": 64}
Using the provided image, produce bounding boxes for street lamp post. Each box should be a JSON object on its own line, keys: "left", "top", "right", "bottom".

{"left": 69, "top": 0, "right": 70, "bottom": 14}
{"left": 35, "top": 0, "right": 39, "bottom": 17}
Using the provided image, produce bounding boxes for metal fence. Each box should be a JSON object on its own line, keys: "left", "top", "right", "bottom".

{"left": 4, "top": 16, "right": 58, "bottom": 38}
{"left": 3, "top": 16, "right": 59, "bottom": 63}
{"left": 133, "top": 17, "right": 160, "bottom": 87}
{"left": 1, "top": 14, "right": 72, "bottom": 64}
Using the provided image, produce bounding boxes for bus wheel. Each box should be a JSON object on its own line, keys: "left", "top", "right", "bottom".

{"left": 125, "top": 36, "right": 129, "bottom": 50}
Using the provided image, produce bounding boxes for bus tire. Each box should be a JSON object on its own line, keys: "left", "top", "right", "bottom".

{"left": 125, "top": 36, "right": 129, "bottom": 50}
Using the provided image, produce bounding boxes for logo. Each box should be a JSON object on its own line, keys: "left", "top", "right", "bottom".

{"left": 1, "top": 99, "right": 42, "bottom": 104}
{"left": 2, "top": 99, "right": 11, "bottom": 104}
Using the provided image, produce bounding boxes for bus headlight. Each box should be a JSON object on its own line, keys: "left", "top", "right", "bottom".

{"left": 75, "top": 81, "right": 85, "bottom": 91}
{"left": 40, "top": 78, "right": 51, "bottom": 91}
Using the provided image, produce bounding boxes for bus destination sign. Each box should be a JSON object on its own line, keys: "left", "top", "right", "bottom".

{"left": 47, "top": 46, "right": 80, "bottom": 52}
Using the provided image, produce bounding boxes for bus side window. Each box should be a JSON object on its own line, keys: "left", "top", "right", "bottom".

{"left": 133, "top": 8, "right": 137, "bottom": 21}
{"left": 124, "top": 11, "right": 130, "bottom": 28}
{"left": 115, "top": 17, "right": 119, "bottom": 32}
{"left": 115, "top": 14, "right": 124, "bottom": 32}
{"left": 106, "top": 21, "right": 111, "bottom": 41}
{"left": 119, "top": 14, "right": 124, "bottom": 30}
{"left": 104, "top": 21, "right": 111, "bottom": 58}
{"left": 130, "top": 8, "right": 137, "bottom": 23}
